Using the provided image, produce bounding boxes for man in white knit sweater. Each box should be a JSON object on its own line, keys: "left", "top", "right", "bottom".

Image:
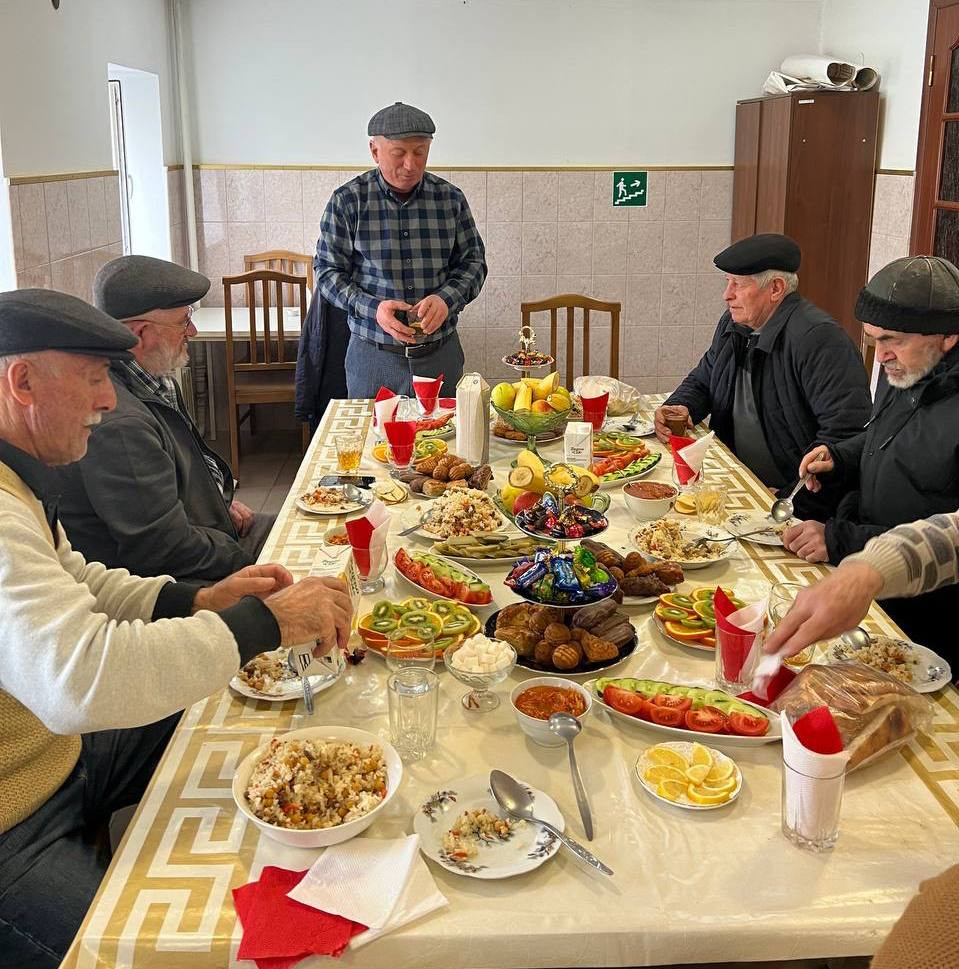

{"left": 0, "top": 289, "right": 354, "bottom": 968}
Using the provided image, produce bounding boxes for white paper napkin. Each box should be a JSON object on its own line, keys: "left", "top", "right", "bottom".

{"left": 287, "top": 834, "right": 447, "bottom": 944}
{"left": 677, "top": 430, "right": 715, "bottom": 475}
{"left": 374, "top": 395, "right": 401, "bottom": 428}
{"left": 366, "top": 500, "right": 392, "bottom": 578}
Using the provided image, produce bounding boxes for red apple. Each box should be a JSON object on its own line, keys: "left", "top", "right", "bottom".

{"left": 512, "top": 491, "right": 542, "bottom": 516}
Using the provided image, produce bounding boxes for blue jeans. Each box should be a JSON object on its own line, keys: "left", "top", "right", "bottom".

{"left": 345, "top": 331, "right": 465, "bottom": 398}
{"left": 0, "top": 714, "right": 179, "bottom": 968}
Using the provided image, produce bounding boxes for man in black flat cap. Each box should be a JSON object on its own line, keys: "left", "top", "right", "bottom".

{"left": 314, "top": 101, "right": 487, "bottom": 398}
{"left": 655, "top": 233, "right": 871, "bottom": 519}
{"left": 46, "top": 255, "right": 273, "bottom": 582}
{"left": 787, "top": 256, "right": 959, "bottom": 657}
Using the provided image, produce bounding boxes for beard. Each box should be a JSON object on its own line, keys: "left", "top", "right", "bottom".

{"left": 884, "top": 343, "right": 943, "bottom": 389}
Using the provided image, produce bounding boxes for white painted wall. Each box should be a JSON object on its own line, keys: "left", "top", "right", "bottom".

{"left": 183, "top": 0, "right": 823, "bottom": 165}
{"left": 820, "top": 0, "right": 929, "bottom": 170}
{"left": 0, "top": 0, "right": 177, "bottom": 176}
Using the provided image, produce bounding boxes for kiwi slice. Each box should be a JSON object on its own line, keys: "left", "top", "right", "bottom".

{"left": 370, "top": 616, "right": 399, "bottom": 633}
{"left": 401, "top": 596, "right": 430, "bottom": 612}
{"left": 371, "top": 601, "right": 394, "bottom": 619}
{"left": 431, "top": 601, "right": 456, "bottom": 618}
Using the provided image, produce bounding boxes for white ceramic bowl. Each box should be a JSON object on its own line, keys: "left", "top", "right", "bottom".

{"left": 232, "top": 725, "right": 403, "bottom": 847}
{"left": 622, "top": 482, "right": 677, "bottom": 522}
{"left": 510, "top": 676, "right": 593, "bottom": 746}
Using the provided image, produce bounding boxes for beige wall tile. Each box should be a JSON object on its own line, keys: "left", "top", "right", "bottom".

{"left": 659, "top": 325, "right": 694, "bottom": 376}
{"left": 661, "top": 221, "right": 698, "bottom": 274}
{"left": 693, "top": 324, "right": 716, "bottom": 358}
{"left": 264, "top": 170, "right": 303, "bottom": 223}
{"left": 263, "top": 222, "right": 306, "bottom": 255}
{"left": 622, "top": 376, "right": 660, "bottom": 394}
{"left": 665, "top": 170, "right": 702, "bottom": 221}
{"left": 302, "top": 170, "right": 352, "bottom": 241}
{"left": 700, "top": 170, "right": 734, "bottom": 221}
{"left": 485, "top": 222, "right": 522, "bottom": 276}
{"left": 485, "top": 275, "right": 521, "bottom": 327}
{"left": 8, "top": 188, "right": 23, "bottom": 271}
{"left": 14, "top": 184, "right": 49, "bottom": 269}
{"left": 449, "top": 171, "right": 486, "bottom": 223}
{"left": 228, "top": 223, "right": 266, "bottom": 301}
{"left": 197, "top": 222, "right": 229, "bottom": 304}
{"left": 522, "top": 172, "right": 558, "bottom": 222}
{"left": 430, "top": 170, "right": 451, "bottom": 183}
{"left": 871, "top": 174, "right": 896, "bottom": 236}
{"left": 457, "top": 326, "right": 485, "bottom": 373}
{"left": 67, "top": 179, "right": 92, "bottom": 254}
{"left": 521, "top": 274, "right": 558, "bottom": 304}
{"left": 558, "top": 172, "right": 593, "bottom": 222}
{"left": 457, "top": 289, "right": 486, "bottom": 326}
{"left": 44, "top": 181, "right": 72, "bottom": 261}
{"left": 621, "top": 326, "right": 661, "bottom": 377}
{"left": 50, "top": 254, "right": 82, "bottom": 298}
{"left": 581, "top": 323, "right": 612, "bottom": 379}
{"left": 104, "top": 176, "right": 122, "bottom": 245}
{"left": 487, "top": 173, "right": 523, "bottom": 222}
{"left": 226, "top": 169, "right": 264, "bottom": 223}
{"left": 557, "top": 222, "right": 591, "bottom": 275}
{"left": 593, "top": 171, "right": 628, "bottom": 223}
{"left": 697, "top": 220, "right": 731, "bottom": 273}
{"left": 625, "top": 274, "right": 662, "bottom": 325}
{"left": 695, "top": 272, "right": 727, "bottom": 326}
{"left": 661, "top": 273, "right": 697, "bottom": 324}
{"left": 195, "top": 169, "right": 226, "bottom": 222}
{"left": 171, "top": 223, "right": 187, "bottom": 268}
{"left": 522, "top": 223, "right": 557, "bottom": 275}
{"left": 593, "top": 222, "right": 628, "bottom": 275}
{"left": 658, "top": 375, "right": 686, "bottom": 394}
{"left": 16, "top": 264, "right": 51, "bottom": 290}
{"left": 891, "top": 175, "right": 915, "bottom": 238}
{"left": 87, "top": 177, "right": 112, "bottom": 249}
{"left": 555, "top": 274, "right": 590, "bottom": 297}
{"left": 485, "top": 325, "right": 524, "bottom": 380}
{"left": 591, "top": 274, "right": 626, "bottom": 311}
{"left": 626, "top": 221, "right": 664, "bottom": 274}
{"left": 628, "top": 170, "right": 666, "bottom": 222}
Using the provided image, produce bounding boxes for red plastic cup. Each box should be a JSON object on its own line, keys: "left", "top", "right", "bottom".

{"left": 383, "top": 420, "right": 417, "bottom": 468}
{"left": 580, "top": 391, "right": 609, "bottom": 430}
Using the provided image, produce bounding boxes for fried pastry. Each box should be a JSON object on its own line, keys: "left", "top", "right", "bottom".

{"left": 552, "top": 643, "right": 583, "bottom": 670}
{"left": 580, "top": 631, "right": 619, "bottom": 663}
{"left": 544, "top": 622, "right": 570, "bottom": 645}
{"left": 534, "top": 640, "right": 556, "bottom": 666}
{"left": 496, "top": 626, "right": 539, "bottom": 656}
{"left": 571, "top": 598, "right": 618, "bottom": 630}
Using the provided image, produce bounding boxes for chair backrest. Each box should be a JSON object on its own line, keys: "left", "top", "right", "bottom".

{"left": 521, "top": 294, "right": 621, "bottom": 385}
{"left": 222, "top": 269, "right": 308, "bottom": 375}
{"left": 243, "top": 250, "right": 314, "bottom": 306}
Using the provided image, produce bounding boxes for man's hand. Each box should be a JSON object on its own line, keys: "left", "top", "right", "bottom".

{"left": 375, "top": 299, "right": 416, "bottom": 344}
{"left": 193, "top": 564, "right": 294, "bottom": 613}
{"left": 229, "top": 499, "right": 255, "bottom": 537}
{"left": 413, "top": 294, "right": 449, "bottom": 335}
{"left": 653, "top": 404, "right": 691, "bottom": 444}
{"left": 263, "top": 577, "right": 354, "bottom": 651}
{"left": 763, "top": 562, "right": 884, "bottom": 658}
{"left": 798, "top": 445, "right": 834, "bottom": 494}
{"left": 782, "top": 520, "right": 829, "bottom": 563}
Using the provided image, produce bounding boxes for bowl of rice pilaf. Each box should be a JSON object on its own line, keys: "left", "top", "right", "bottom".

{"left": 232, "top": 726, "right": 403, "bottom": 846}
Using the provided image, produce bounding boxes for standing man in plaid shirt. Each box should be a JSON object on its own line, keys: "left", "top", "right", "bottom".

{"left": 314, "top": 102, "right": 487, "bottom": 397}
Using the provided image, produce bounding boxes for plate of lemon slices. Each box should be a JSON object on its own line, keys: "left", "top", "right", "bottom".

{"left": 635, "top": 741, "right": 742, "bottom": 810}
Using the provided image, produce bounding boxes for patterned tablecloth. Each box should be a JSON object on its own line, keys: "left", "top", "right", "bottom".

{"left": 63, "top": 397, "right": 959, "bottom": 969}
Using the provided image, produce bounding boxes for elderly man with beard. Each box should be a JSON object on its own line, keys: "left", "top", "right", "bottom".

{"left": 47, "top": 256, "right": 271, "bottom": 582}
{"left": 785, "top": 256, "right": 959, "bottom": 656}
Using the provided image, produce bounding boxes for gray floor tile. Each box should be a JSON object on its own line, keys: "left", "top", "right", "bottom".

{"left": 262, "top": 485, "right": 291, "bottom": 516}
{"left": 233, "top": 485, "right": 271, "bottom": 513}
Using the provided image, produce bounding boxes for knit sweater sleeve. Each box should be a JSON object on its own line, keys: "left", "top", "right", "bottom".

{"left": 844, "top": 512, "right": 959, "bottom": 600}
{"left": 0, "top": 497, "right": 255, "bottom": 735}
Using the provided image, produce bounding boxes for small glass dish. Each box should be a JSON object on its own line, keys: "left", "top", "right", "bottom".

{"left": 443, "top": 640, "right": 516, "bottom": 712}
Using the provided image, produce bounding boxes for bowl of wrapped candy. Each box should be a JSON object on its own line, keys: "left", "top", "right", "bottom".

{"left": 513, "top": 491, "right": 608, "bottom": 541}
{"left": 504, "top": 546, "right": 618, "bottom": 609}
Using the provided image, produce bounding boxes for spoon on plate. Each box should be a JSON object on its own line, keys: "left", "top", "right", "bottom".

{"left": 548, "top": 712, "right": 593, "bottom": 840}
{"left": 489, "top": 770, "right": 612, "bottom": 875}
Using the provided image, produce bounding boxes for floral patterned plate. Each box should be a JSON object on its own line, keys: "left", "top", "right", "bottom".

{"left": 412, "top": 773, "right": 564, "bottom": 879}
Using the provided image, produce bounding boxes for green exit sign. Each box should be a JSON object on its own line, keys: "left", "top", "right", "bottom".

{"left": 612, "top": 171, "right": 647, "bottom": 207}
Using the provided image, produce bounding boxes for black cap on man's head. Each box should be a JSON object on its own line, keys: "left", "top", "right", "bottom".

{"left": 94, "top": 255, "right": 210, "bottom": 320}
{"left": 714, "top": 234, "right": 801, "bottom": 275}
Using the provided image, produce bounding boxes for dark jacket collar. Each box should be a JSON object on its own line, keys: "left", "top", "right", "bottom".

{"left": 751, "top": 292, "right": 802, "bottom": 353}
{"left": 0, "top": 438, "right": 52, "bottom": 499}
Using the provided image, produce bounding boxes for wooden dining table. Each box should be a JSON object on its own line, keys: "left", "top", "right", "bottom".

{"left": 62, "top": 396, "right": 959, "bottom": 969}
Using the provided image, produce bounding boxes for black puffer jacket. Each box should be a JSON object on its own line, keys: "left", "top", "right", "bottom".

{"left": 665, "top": 292, "right": 872, "bottom": 519}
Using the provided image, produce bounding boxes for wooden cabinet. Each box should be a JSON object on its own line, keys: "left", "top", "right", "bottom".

{"left": 732, "top": 91, "right": 879, "bottom": 343}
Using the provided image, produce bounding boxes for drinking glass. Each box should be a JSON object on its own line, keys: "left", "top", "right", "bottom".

{"left": 692, "top": 479, "right": 727, "bottom": 526}
{"left": 388, "top": 667, "right": 439, "bottom": 762}
{"left": 334, "top": 432, "right": 364, "bottom": 473}
{"left": 354, "top": 548, "right": 387, "bottom": 596}
{"left": 781, "top": 760, "right": 845, "bottom": 851}
{"left": 768, "top": 581, "right": 814, "bottom": 667}
{"left": 670, "top": 458, "right": 698, "bottom": 492}
{"left": 385, "top": 624, "right": 437, "bottom": 672}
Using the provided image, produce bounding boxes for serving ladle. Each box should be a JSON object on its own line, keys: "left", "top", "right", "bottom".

{"left": 488, "top": 770, "right": 613, "bottom": 876}
{"left": 548, "top": 712, "right": 593, "bottom": 840}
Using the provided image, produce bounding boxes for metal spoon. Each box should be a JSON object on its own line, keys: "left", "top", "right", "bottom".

{"left": 286, "top": 649, "right": 314, "bottom": 715}
{"left": 488, "top": 770, "right": 613, "bottom": 876}
{"left": 769, "top": 471, "right": 811, "bottom": 524}
{"left": 548, "top": 712, "right": 593, "bottom": 840}
{"left": 840, "top": 626, "right": 872, "bottom": 649}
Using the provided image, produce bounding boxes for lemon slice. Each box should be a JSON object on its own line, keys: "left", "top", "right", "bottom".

{"left": 700, "top": 776, "right": 737, "bottom": 795}
{"left": 690, "top": 743, "right": 713, "bottom": 768}
{"left": 687, "top": 784, "right": 732, "bottom": 805}
{"left": 647, "top": 746, "right": 689, "bottom": 770}
{"left": 685, "top": 763, "right": 710, "bottom": 785}
{"left": 674, "top": 494, "right": 696, "bottom": 515}
{"left": 657, "top": 779, "right": 687, "bottom": 802}
{"left": 644, "top": 765, "right": 688, "bottom": 785}
{"left": 705, "top": 759, "right": 735, "bottom": 783}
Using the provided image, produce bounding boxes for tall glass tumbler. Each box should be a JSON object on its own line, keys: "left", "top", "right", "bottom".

{"left": 388, "top": 667, "right": 439, "bottom": 762}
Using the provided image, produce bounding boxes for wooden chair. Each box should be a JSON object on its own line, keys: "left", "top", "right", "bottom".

{"left": 243, "top": 250, "right": 314, "bottom": 307}
{"left": 222, "top": 269, "right": 311, "bottom": 478}
{"left": 521, "top": 294, "right": 621, "bottom": 386}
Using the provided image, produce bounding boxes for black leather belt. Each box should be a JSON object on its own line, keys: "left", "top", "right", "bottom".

{"left": 363, "top": 331, "right": 453, "bottom": 359}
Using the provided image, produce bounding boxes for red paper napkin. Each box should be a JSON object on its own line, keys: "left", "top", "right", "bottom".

{"left": 233, "top": 867, "right": 366, "bottom": 968}
{"left": 714, "top": 587, "right": 758, "bottom": 684}
{"left": 372, "top": 386, "right": 396, "bottom": 427}
{"left": 439, "top": 396, "right": 455, "bottom": 410}
{"left": 412, "top": 374, "right": 443, "bottom": 415}
{"left": 792, "top": 705, "right": 844, "bottom": 755}
{"left": 383, "top": 420, "right": 416, "bottom": 467}
{"left": 738, "top": 664, "right": 796, "bottom": 707}
{"left": 579, "top": 390, "right": 609, "bottom": 430}
{"left": 669, "top": 434, "right": 698, "bottom": 484}
{"left": 345, "top": 514, "right": 374, "bottom": 576}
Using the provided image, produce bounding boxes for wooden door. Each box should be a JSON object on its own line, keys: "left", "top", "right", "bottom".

{"left": 732, "top": 100, "right": 761, "bottom": 241}
{"left": 911, "top": 0, "right": 959, "bottom": 258}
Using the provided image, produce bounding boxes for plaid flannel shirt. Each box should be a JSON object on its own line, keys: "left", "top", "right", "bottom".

{"left": 314, "top": 169, "right": 487, "bottom": 346}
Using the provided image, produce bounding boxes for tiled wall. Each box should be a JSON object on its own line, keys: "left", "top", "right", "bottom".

{"left": 8, "top": 174, "right": 123, "bottom": 299}
{"left": 167, "top": 167, "right": 188, "bottom": 269}
{"left": 868, "top": 173, "right": 915, "bottom": 279}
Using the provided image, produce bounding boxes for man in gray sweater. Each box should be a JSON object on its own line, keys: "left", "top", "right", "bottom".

{"left": 48, "top": 255, "right": 270, "bottom": 582}
{"left": 0, "top": 289, "right": 353, "bottom": 968}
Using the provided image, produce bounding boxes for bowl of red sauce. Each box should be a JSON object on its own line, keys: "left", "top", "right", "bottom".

{"left": 622, "top": 480, "right": 677, "bottom": 522}
{"left": 510, "top": 676, "right": 592, "bottom": 746}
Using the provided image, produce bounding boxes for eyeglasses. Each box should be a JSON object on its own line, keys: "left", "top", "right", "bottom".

{"left": 129, "top": 305, "right": 195, "bottom": 331}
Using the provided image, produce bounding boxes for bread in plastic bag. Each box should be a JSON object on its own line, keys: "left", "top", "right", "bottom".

{"left": 769, "top": 662, "right": 933, "bottom": 772}
{"left": 572, "top": 376, "right": 643, "bottom": 417}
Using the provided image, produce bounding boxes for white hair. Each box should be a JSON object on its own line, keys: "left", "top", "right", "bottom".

{"left": 752, "top": 269, "right": 799, "bottom": 294}
{"left": 0, "top": 351, "right": 64, "bottom": 377}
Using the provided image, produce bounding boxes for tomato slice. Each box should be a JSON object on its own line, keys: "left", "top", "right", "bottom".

{"left": 685, "top": 706, "right": 728, "bottom": 733}
{"left": 647, "top": 705, "right": 685, "bottom": 727}
{"left": 728, "top": 711, "right": 769, "bottom": 737}
{"left": 603, "top": 686, "right": 646, "bottom": 718}
{"left": 651, "top": 693, "right": 692, "bottom": 713}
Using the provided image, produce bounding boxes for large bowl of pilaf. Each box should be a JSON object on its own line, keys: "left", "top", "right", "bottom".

{"left": 232, "top": 726, "right": 403, "bottom": 846}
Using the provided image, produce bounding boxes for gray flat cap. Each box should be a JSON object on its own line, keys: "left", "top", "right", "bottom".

{"left": 856, "top": 256, "right": 959, "bottom": 334}
{"left": 0, "top": 289, "right": 137, "bottom": 359}
{"left": 94, "top": 255, "right": 210, "bottom": 320}
{"left": 367, "top": 101, "right": 435, "bottom": 139}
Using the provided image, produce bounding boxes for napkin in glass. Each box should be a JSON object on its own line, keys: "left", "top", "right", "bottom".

{"left": 677, "top": 430, "right": 714, "bottom": 477}
{"left": 344, "top": 500, "right": 391, "bottom": 578}
{"left": 412, "top": 373, "right": 443, "bottom": 415}
{"left": 669, "top": 434, "right": 698, "bottom": 484}
{"left": 373, "top": 388, "right": 400, "bottom": 428}
{"left": 714, "top": 588, "right": 766, "bottom": 686}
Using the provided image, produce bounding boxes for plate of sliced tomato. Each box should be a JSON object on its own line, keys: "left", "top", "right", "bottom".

{"left": 585, "top": 676, "right": 780, "bottom": 747}
{"left": 592, "top": 449, "right": 662, "bottom": 489}
{"left": 652, "top": 587, "right": 747, "bottom": 652}
{"left": 415, "top": 413, "right": 456, "bottom": 440}
{"left": 394, "top": 548, "right": 493, "bottom": 607}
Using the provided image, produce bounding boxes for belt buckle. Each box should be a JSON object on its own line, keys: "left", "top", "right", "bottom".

{"left": 404, "top": 343, "right": 417, "bottom": 359}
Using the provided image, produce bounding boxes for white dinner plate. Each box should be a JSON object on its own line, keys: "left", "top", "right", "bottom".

{"left": 605, "top": 417, "right": 656, "bottom": 437}
{"left": 826, "top": 639, "right": 951, "bottom": 693}
{"left": 596, "top": 451, "right": 663, "bottom": 489}
{"left": 633, "top": 521, "right": 737, "bottom": 569}
{"left": 400, "top": 503, "right": 509, "bottom": 542}
{"left": 295, "top": 485, "right": 371, "bottom": 517}
{"left": 413, "top": 773, "right": 564, "bottom": 879}
{"left": 652, "top": 614, "right": 715, "bottom": 654}
{"left": 229, "top": 648, "right": 345, "bottom": 702}
{"left": 722, "top": 511, "right": 798, "bottom": 547}
{"left": 635, "top": 742, "right": 743, "bottom": 811}
{"left": 393, "top": 550, "right": 495, "bottom": 610}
